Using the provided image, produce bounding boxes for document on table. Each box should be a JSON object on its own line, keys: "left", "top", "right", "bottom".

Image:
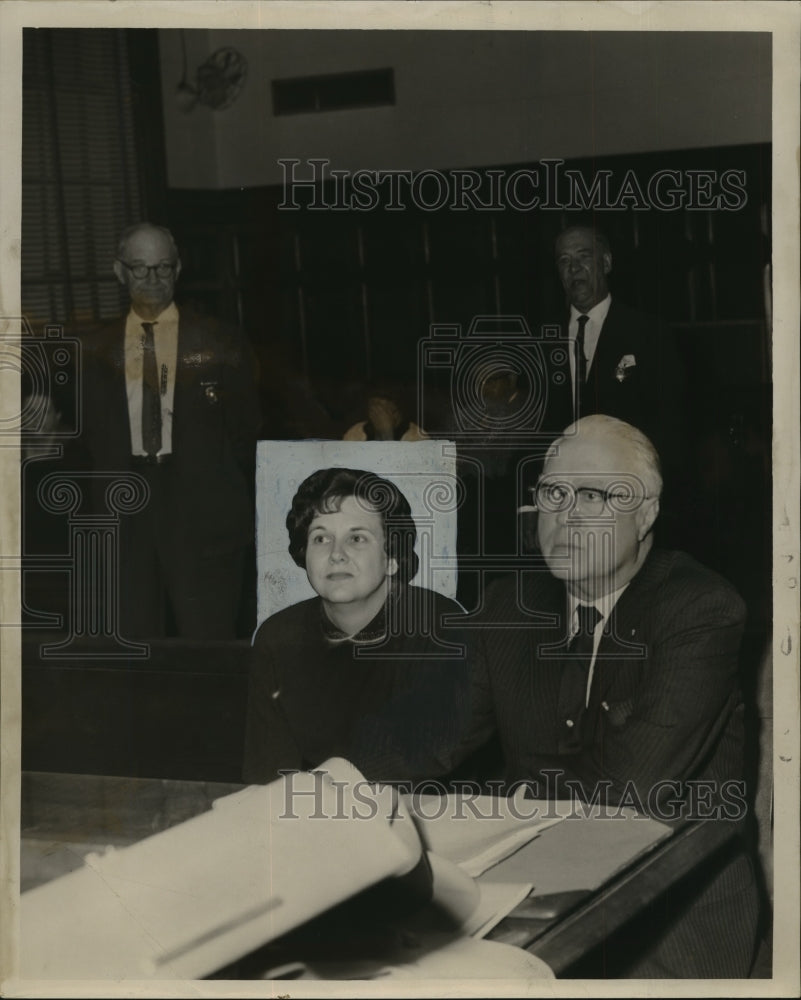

{"left": 465, "top": 881, "right": 536, "bottom": 938}
{"left": 408, "top": 791, "right": 567, "bottom": 876}
{"left": 485, "top": 802, "right": 672, "bottom": 891}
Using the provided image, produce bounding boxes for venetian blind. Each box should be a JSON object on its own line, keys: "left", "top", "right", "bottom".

{"left": 22, "top": 28, "right": 142, "bottom": 327}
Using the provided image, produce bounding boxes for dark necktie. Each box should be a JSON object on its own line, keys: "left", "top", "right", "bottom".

{"left": 574, "top": 314, "right": 589, "bottom": 403}
{"left": 557, "top": 603, "right": 602, "bottom": 752}
{"left": 141, "top": 321, "right": 162, "bottom": 456}
{"left": 570, "top": 603, "right": 602, "bottom": 658}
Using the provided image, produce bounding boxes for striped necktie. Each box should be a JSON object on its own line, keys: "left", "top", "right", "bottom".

{"left": 141, "top": 321, "right": 162, "bottom": 456}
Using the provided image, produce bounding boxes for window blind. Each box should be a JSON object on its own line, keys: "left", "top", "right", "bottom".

{"left": 22, "top": 28, "right": 142, "bottom": 327}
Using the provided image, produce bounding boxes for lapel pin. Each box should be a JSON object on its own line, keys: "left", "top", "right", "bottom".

{"left": 202, "top": 380, "right": 220, "bottom": 404}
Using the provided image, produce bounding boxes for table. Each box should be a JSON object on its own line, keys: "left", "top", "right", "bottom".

{"left": 19, "top": 771, "right": 739, "bottom": 978}
{"left": 488, "top": 816, "right": 738, "bottom": 974}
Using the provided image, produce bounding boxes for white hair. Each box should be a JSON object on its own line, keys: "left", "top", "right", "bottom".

{"left": 547, "top": 414, "right": 663, "bottom": 498}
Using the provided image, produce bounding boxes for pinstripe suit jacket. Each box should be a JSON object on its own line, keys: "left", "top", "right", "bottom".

{"left": 465, "top": 548, "right": 747, "bottom": 810}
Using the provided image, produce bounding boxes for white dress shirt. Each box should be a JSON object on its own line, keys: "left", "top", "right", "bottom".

{"left": 124, "top": 303, "right": 179, "bottom": 456}
{"left": 568, "top": 579, "right": 629, "bottom": 706}
{"left": 568, "top": 293, "right": 612, "bottom": 402}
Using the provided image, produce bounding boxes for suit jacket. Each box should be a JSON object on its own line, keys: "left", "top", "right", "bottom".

{"left": 542, "top": 300, "right": 688, "bottom": 473}
{"left": 462, "top": 548, "right": 747, "bottom": 811}
{"left": 80, "top": 306, "right": 261, "bottom": 556}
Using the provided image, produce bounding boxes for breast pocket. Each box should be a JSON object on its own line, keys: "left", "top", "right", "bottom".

{"left": 603, "top": 698, "right": 635, "bottom": 729}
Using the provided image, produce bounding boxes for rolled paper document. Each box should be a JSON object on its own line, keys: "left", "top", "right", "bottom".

{"left": 21, "top": 758, "right": 430, "bottom": 980}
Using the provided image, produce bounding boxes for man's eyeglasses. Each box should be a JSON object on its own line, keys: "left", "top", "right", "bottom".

{"left": 530, "top": 481, "right": 649, "bottom": 515}
{"left": 117, "top": 260, "right": 176, "bottom": 280}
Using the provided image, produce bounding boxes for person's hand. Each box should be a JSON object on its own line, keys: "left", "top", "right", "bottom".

{"left": 367, "top": 396, "right": 402, "bottom": 439}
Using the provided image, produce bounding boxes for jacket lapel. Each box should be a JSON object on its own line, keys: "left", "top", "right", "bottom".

{"left": 589, "top": 550, "right": 667, "bottom": 709}
{"left": 588, "top": 300, "right": 627, "bottom": 389}
{"left": 523, "top": 574, "right": 572, "bottom": 740}
{"left": 173, "top": 309, "right": 206, "bottom": 457}
{"left": 105, "top": 322, "right": 131, "bottom": 457}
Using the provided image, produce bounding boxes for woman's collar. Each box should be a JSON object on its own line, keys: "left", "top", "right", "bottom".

{"left": 320, "top": 582, "right": 404, "bottom": 646}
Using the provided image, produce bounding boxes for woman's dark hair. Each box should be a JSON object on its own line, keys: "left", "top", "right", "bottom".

{"left": 286, "top": 467, "right": 419, "bottom": 583}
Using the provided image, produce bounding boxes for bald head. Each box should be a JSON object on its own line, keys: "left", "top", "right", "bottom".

{"left": 116, "top": 223, "right": 178, "bottom": 262}
{"left": 114, "top": 223, "right": 181, "bottom": 321}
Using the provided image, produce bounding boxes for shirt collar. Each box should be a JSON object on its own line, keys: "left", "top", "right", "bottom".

{"left": 570, "top": 293, "right": 612, "bottom": 326}
{"left": 320, "top": 583, "right": 402, "bottom": 646}
{"left": 568, "top": 578, "right": 629, "bottom": 633}
{"left": 128, "top": 301, "right": 179, "bottom": 325}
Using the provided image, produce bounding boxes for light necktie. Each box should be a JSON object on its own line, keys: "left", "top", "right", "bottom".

{"left": 141, "top": 321, "right": 162, "bottom": 456}
{"left": 574, "top": 314, "right": 589, "bottom": 403}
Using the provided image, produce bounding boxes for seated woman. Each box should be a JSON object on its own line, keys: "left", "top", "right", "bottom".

{"left": 243, "top": 467, "right": 470, "bottom": 784}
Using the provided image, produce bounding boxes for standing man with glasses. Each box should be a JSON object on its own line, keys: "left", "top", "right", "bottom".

{"left": 81, "top": 223, "right": 261, "bottom": 638}
{"left": 457, "top": 414, "right": 759, "bottom": 977}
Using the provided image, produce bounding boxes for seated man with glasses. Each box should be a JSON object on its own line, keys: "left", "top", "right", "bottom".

{"left": 80, "top": 222, "right": 261, "bottom": 638}
{"left": 456, "top": 413, "right": 759, "bottom": 977}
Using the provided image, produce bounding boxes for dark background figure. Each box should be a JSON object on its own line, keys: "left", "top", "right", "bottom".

{"left": 257, "top": 338, "right": 341, "bottom": 441}
{"left": 80, "top": 223, "right": 261, "bottom": 639}
{"left": 444, "top": 360, "right": 537, "bottom": 609}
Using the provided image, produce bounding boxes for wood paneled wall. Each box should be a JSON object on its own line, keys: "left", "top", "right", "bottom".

{"left": 166, "top": 144, "right": 770, "bottom": 436}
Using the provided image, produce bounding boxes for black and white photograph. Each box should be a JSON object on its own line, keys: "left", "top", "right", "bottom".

{"left": 0, "top": 1, "right": 798, "bottom": 995}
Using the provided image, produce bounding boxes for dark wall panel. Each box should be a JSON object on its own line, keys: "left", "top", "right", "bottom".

{"left": 22, "top": 638, "right": 250, "bottom": 782}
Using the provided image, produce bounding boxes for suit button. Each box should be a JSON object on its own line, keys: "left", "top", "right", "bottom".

{"left": 565, "top": 719, "right": 574, "bottom": 728}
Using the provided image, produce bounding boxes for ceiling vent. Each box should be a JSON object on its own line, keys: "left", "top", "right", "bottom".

{"left": 272, "top": 68, "right": 395, "bottom": 116}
